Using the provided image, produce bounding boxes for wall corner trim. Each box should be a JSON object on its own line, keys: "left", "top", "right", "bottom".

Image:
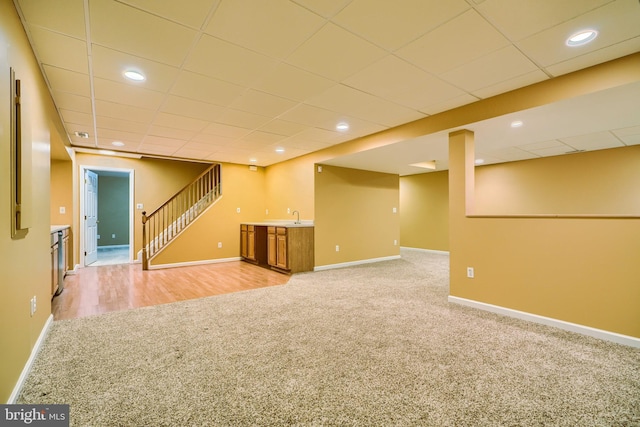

{"left": 8, "top": 314, "right": 54, "bottom": 403}
{"left": 448, "top": 296, "right": 640, "bottom": 348}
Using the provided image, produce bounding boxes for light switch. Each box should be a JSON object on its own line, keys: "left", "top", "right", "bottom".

{"left": 136, "top": 203, "right": 143, "bottom": 209}
{"left": 59, "top": 206, "right": 66, "bottom": 214}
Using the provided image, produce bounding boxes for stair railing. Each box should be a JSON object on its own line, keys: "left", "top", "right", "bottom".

{"left": 141, "top": 163, "right": 221, "bottom": 270}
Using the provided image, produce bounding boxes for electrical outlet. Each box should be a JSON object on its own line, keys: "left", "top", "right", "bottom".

{"left": 467, "top": 267, "right": 475, "bottom": 278}
{"left": 266, "top": 209, "right": 269, "bottom": 215}
{"left": 33, "top": 296, "right": 36, "bottom": 314}
{"left": 59, "top": 206, "right": 66, "bottom": 214}
{"left": 97, "top": 234, "right": 101, "bottom": 239}
{"left": 112, "top": 234, "right": 116, "bottom": 239}
{"left": 236, "top": 207, "right": 241, "bottom": 213}
{"left": 136, "top": 203, "right": 144, "bottom": 209}
{"left": 287, "top": 208, "right": 291, "bottom": 214}
{"left": 394, "top": 239, "right": 398, "bottom": 246}
{"left": 392, "top": 207, "right": 397, "bottom": 213}
{"left": 335, "top": 245, "right": 340, "bottom": 252}
{"left": 217, "top": 242, "right": 222, "bottom": 248}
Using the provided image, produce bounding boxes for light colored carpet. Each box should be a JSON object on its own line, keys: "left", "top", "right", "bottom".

{"left": 19, "top": 249, "right": 640, "bottom": 426}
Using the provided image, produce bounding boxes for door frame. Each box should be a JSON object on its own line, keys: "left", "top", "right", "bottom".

{"left": 79, "top": 165, "right": 135, "bottom": 267}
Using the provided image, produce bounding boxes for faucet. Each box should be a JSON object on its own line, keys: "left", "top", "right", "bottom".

{"left": 292, "top": 210, "right": 300, "bottom": 224}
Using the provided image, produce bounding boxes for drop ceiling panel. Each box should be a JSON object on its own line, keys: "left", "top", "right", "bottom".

{"left": 205, "top": 0, "right": 325, "bottom": 59}
{"left": 286, "top": 23, "right": 387, "bottom": 82}
{"left": 96, "top": 127, "right": 144, "bottom": 144}
{"left": 89, "top": 0, "right": 197, "bottom": 66}
{"left": 257, "top": 119, "right": 308, "bottom": 137}
{"left": 292, "top": 127, "right": 350, "bottom": 144}
{"left": 396, "top": 9, "right": 510, "bottom": 75}
{"left": 148, "top": 125, "right": 197, "bottom": 141}
{"left": 95, "top": 100, "right": 156, "bottom": 124}
{"left": 43, "top": 65, "right": 91, "bottom": 96}
{"left": 215, "top": 109, "right": 272, "bottom": 130}
{"left": 545, "top": 37, "right": 640, "bottom": 77}
{"left": 475, "top": 0, "right": 613, "bottom": 41}
{"left": 152, "top": 112, "right": 209, "bottom": 133}
{"left": 170, "top": 71, "right": 246, "bottom": 106}
{"left": 60, "top": 109, "right": 94, "bottom": 127}
{"left": 613, "top": 125, "right": 640, "bottom": 145}
{"left": 292, "top": 0, "right": 352, "bottom": 18}
{"left": 28, "top": 27, "right": 88, "bottom": 73}
{"left": 91, "top": 45, "right": 179, "bottom": 92}
{"left": 559, "top": 131, "right": 625, "bottom": 151}
{"left": 307, "top": 84, "right": 425, "bottom": 127}
{"left": 18, "top": 0, "right": 86, "bottom": 39}
{"left": 52, "top": 92, "right": 92, "bottom": 114}
{"left": 280, "top": 139, "right": 332, "bottom": 153}
{"left": 279, "top": 103, "right": 370, "bottom": 132}
{"left": 160, "top": 96, "right": 226, "bottom": 122}
{"left": 472, "top": 70, "right": 548, "bottom": 99}
{"left": 142, "top": 135, "right": 186, "bottom": 148}
{"left": 517, "top": 0, "right": 640, "bottom": 67}
{"left": 229, "top": 89, "right": 299, "bottom": 117}
{"left": 93, "top": 78, "right": 164, "bottom": 110}
{"left": 343, "top": 56, "right": 465, "bottom": 110}
{"left": 441, "top": 46, "right": 539, "bottom": 92}
{"left": 200, "top": 123, "right": 251, "bottom": 139}
{"left": 172, "top": 147, "right": 216, "bottom": 160}
{"left": 118, "top": 0, "right": 219, "bottom": 29}
{"left": 333, "top": 0, "right": 470, "bottom": 51}
{"left": 252, "top": 63, "right": 336, "bottom": 102}
{"left": 95, "top": 117, "right": 148, "bottom": 135}
{"left": 184, "top": 35, "right": 279, "bottom": 87}
{"left": 419, "top": 93, "right": 480, "bottom": 116}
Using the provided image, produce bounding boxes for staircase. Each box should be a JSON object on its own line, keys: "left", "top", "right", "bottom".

{"left": 141, "top": 164, "right": 221, "bottom": 270}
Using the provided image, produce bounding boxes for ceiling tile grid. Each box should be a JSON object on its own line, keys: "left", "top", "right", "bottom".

{"left": 13, "top": 0, "right": 640, "bottom": 168}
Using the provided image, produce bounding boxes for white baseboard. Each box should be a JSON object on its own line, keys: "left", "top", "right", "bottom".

{"left": 8, "top": 314, "right": 54, "bottom": 403}
{"left": 314, "top": 255, "right": 401, "bottom": 271}
{"left": 148, "top": 257, "right": 242, "bottom": 270}
{"left": 448, "top": 296, "right": 640, "bottom": 348}
{"left": 400, "top": 246, "right": 450, "bottom": 255}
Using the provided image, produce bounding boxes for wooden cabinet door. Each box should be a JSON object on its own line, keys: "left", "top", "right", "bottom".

{"left": 240, "top": 226, "right": 247, "bottom": 258}
{"left": 276, "top": 228, "right": 287, "bottom": 269}
{"left": 267, "top": 230, "right": 277, "bottom": 266}
{"left": 247, "top": 227, "right": 256, "bottom": 260}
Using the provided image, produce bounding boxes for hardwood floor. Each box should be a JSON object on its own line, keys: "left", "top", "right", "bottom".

{"left": 52, "top": 261, "right": 290, "bottom": 321}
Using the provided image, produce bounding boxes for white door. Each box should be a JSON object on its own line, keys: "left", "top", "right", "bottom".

{"left": 85, "top": 170, "right": 98, "bottom": 265}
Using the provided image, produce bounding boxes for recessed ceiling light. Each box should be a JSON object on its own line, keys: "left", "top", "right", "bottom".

{"left": 336, "top": 122, "right": 349, "bottom": 131}
{"left": 124, "top": 70, "right": 145, "bottom": 81}
{"left": 475, "top": 159, "right": 485, "bottom": 165}
{"left": 510, "top": 120, "right": 523, "bottom": 128}
{"left": 111, "top": 141, "right": 125, "bottom": 147}
{"left": 566, "top": 29, "right": 598, "bottom": 47}
{"left": 249, "top": 158, "right": 257, "bottom": 163}
{"left": 275, "top": 147, "right": 285, "bottom": 153}
{"left": 74, "top": 131, "right": 89, "bottom": 138}
{"left": 98, "top": 150, "right": 116, "bottom": 156}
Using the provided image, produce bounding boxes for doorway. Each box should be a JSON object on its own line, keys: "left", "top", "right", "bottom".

{"left": 80, "top": 165, "right": 135, "bottom": 267}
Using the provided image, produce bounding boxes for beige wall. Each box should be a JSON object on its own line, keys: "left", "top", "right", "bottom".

{"left": 264, "top": 155, "right": 315, "bottom": 222}
{"left": 399, "top": 171, "right": 449, "bottom": 251}
{"left": 449, "top": 131, "right": 640, "bottom": 338}
{"left": 474, "top": 146, "right": 640, "bottom": 215}
{"left": 152, "top": 163, "right": 266, "bottom": 265}
{"left": 314, "top": 165, "right": 399, "bottom": 267}
{"left": 0, "top": 0, "right": 68, "bottom": 403}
